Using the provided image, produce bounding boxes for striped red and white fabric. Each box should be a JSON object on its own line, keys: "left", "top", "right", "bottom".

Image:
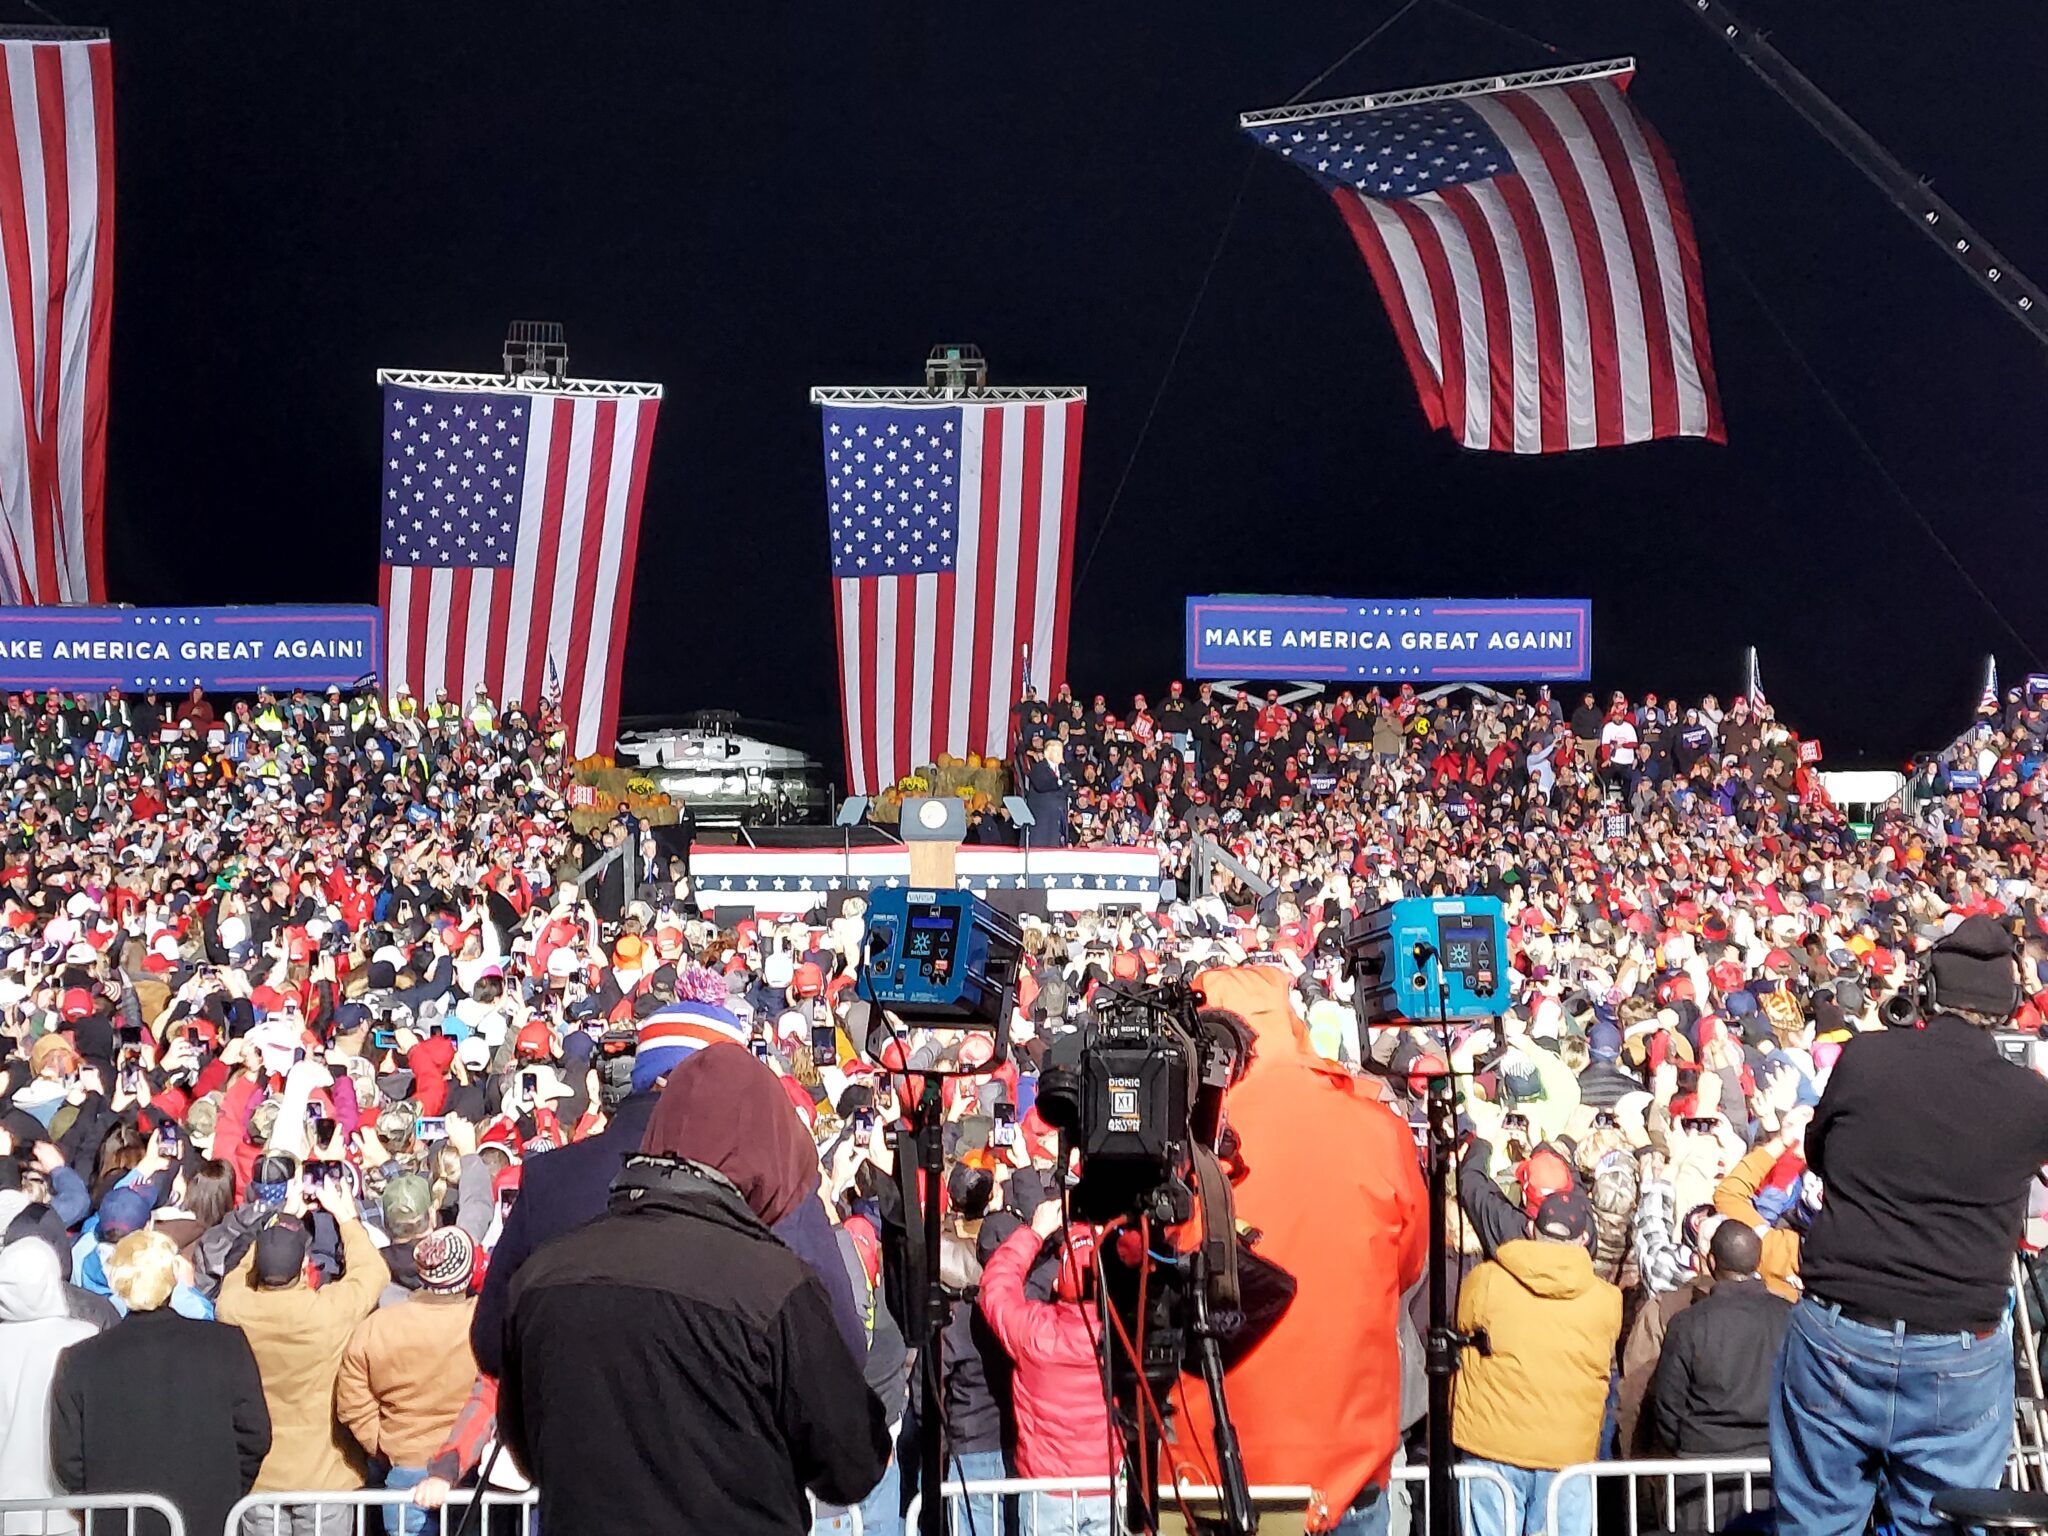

{"left": 0, "top": 32, "right": 113, "bottom": 604}
{"left": 820, "top": 394, "right": 1084, "bottom": 794}
{"left": 377, "top": 380, "right": 660, "bottom": 757}
{"left": 1251, "top": 63, "right": 1722, "bottom": 452}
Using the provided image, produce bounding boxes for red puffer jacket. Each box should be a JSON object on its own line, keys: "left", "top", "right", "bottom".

{"left": 976, "top": 1225, "right": 1116, "bottom": 1479}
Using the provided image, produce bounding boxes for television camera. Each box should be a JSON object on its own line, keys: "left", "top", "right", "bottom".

{"left": 1033, "top": 979, "right": 1282, "bottom": 1536}
{"left": 861, "top": 889, "right": 1269, "bottom": 1536}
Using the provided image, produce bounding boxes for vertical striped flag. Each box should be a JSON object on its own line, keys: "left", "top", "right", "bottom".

{"left": 817, "top": 391, "right": 1085, "bottom": 794}
{"left": 1245, "top": 59, "right": 1722, "bottom": 453}
{"left": 376, "top": 377, "right": 661, "bottom": 758}
{"left": 0, "top": 31, "right": 113, "bottom": 604}
{"left": 1746, "top": 645, "right": 1767, "bottom": 713}
{"left": 1978, "top": 655, "right": 1999, "bottom": 716}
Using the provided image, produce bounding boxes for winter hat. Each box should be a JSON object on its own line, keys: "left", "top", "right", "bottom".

{"left": 630, "top": 999, "right": 747, "bottom": 1094}
{"left": 412, "top": 1227, "right": 476, "bottom": 1291}
{"left": 1926, "top": 915, "right": 2021, "bottom": 1019}
{"left": 95, "top": 1185, "right": 154, "bottom": 1242}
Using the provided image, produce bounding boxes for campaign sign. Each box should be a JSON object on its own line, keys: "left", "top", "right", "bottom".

{"left": 1185, "top": 596, "right": 1591, "bottom": 683}
{"left": 0, "top": 606, "right": 381, "bottom": 692}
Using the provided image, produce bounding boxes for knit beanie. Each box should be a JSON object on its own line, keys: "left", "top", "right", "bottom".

{"left": 412, "top": 1227, "right": 476, "bottom": 1292}
{"left": 1926, "top": 915, "right": 2020, "bottom": 1019}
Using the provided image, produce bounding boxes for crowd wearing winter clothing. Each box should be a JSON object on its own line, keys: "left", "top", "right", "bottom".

{"left": 3, "top": 671, "right": 2048, "bottom": 1536}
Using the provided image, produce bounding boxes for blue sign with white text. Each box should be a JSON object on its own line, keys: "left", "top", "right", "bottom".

{"left": 0, "top": 605, "right": 382, "bottom": 692}
{"left": 1185, "top": 596, "right": 1591, "bottom": 683}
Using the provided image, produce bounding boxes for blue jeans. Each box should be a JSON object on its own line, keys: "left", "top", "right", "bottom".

{"left": 812, "top": 1419, "right": 902, "bottom": 1536}
{"left": 1771, "top": 1296, "right": 2014, "bottom": 1536}
{"left": 949, "top": 1449, "right": 1014, "bottom": 1536}
{"left": 1330, "top": 1480, "right": 1392, "bottom": 1536}
{"left": 1459, "top": 1458, "right": 1587, "bottom": 1536}
{"left": 378, "top": 1465, "right": 430, "bottom": 1536}
{"left": 1020, "top": 1492, "right": 1113, "bottom": 1536}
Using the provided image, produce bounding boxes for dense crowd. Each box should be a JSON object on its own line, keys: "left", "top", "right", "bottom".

{"left": 2, "top": 674, "right": 2045, "bottom": 1536}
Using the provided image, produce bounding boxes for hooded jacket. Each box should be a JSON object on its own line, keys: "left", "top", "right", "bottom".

{"left": 499, "top": 1045, "right": 886, "bottom": 1536}
{"left": 976, "top": 1223, "right": 1116, "bottom": 1478}
{"left": 1452, "top": 1238, "right": 1622, "bottom": 1470}
{"left": 1170, "top": 966, "right": 1428, "bottom": 1518}
{"left": 0, "top": 1240, "right": 98, "bottom": 1533}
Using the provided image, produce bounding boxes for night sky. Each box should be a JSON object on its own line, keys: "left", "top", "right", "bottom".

{"left": 77, "top": 0, "right": 2048, "bottom": 769}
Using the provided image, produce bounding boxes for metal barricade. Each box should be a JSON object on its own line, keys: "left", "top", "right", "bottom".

{"left": 0, "top": 1496, "right": 185, "bottom": 1536}
{"left": 1545, "top": 1458, "right": 1773, "bottom": 1536}
{"left": 896, "top": 1465, "right": 1517, "bottom": 1535}
{"left": 221, "top": 1490, "right": 536, "bottom": 1536}
{"left": 1392, "top": 1461, "right": 1523, "bottom": 1536}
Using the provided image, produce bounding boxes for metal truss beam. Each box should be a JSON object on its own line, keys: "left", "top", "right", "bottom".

{"left": 1240, "top": 57, "right": 1633, "bottom": 129}
{"left": 375, "top": 369, "right": 662, "bottom": 400}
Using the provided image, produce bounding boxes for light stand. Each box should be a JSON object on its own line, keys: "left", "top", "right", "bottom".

{"left": 1413, "top": 944, "right": 1464, "bottom": 1536}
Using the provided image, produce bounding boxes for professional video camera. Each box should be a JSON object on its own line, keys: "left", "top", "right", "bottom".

{"left": 1036, "top": 978, "right": 1282, "bottom": 1536}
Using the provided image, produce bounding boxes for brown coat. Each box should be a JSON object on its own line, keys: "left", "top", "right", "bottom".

{"left": 217, "top": 1218, "right": 384, "bottom": 1492}
{"left": 336, "top": 1292, "right": 477, "bottom": 1467}
{"left": 1616, "top": 1274, "right": 1712, "bottom": 1454}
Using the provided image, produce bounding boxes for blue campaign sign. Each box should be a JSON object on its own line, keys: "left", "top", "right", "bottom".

{"left": 0, "top": 606, "right": 381, "bottom": 692}
{"left": 1185, "top": 596, "right": 1591, "bottom": 683}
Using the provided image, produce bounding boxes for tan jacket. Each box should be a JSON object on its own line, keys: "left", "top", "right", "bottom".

{"left": 337, "top": 1292, "right": 477, "bottom": 1466}
{"left": 1713, "top": 1147, "right": 1805, "bottom": 1295}
{"left": 1453, "top": 1239, "right": 1623, "bottom": 1471}
{"left": 218, "top": 1217, "right": 385, "bottom": 1492}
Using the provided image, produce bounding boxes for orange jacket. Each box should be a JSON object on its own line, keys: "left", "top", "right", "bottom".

{"left": 1172, "top": 967, "right": 1427, "bottom": 1525}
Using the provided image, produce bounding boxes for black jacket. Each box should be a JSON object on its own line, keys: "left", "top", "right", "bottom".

{"left": 51, "top": 1306, "right": 272, "bottom": 1536}
{"left": 500, "top": 1157, "right": 889, "bottom": 1536}
{"left": 1650, "top": 1275, "right": 1791, "bottom": 1456}
{"left": 1805, "top": 1015, "right": 2048, "bottom": 1331}
{"left": 472, "top": 1092, "right": 864, "bottom": 1376}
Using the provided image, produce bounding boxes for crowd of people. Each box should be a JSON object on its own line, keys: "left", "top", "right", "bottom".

{"left": 2, "top": 671, "right": 2046, "bottom": 1536}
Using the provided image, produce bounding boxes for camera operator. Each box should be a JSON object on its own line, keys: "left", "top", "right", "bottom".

{"left": 1173, "top": 966, "right": 1426, "bottom": 1536}
{"left": 1772, "top": 916, "right": 2048, "bottom": 1536}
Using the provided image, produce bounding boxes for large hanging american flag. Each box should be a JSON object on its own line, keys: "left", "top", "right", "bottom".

{"left": 1245, "top": 59, "right": 1722, "bottom": 453}
{"left": 0, "top": 31, "right": 113, "bottom": 604}
{"left": 815, "top": 391, "right": 1084, "bottom": 794}
{"left": 376, "top": 376, "right": 661, "bottom": 757}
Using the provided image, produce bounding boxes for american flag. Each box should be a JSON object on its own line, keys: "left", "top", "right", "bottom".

{"left": 377, "top": 380, "right": 661, "bottom": 757}
{"left": 1746, "top": 645, "right": 1768, "bottom": 713}
{"left": 0, "top": 33, "right": 113, "bottom": 604}
{"left": 821, "top": 395, "right": 1084, "bottom": 794}
{"left": 1248, "top": 63, "right": 1723, "bottom": 453}
{"left": 1979, "top": 655, "right": 2000, "bottom": 716}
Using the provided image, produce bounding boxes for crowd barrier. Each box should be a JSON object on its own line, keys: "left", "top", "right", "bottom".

{"left": 894, "top": 1462, "right": 1520, "bottom": 1535}
{"left": 1545, "top": 1458, "right": 1772, "bottom": 1536}
{"left": 0, "top": 1495, "right": 186, "bottom": 1536}
{"left": 222, "top": 1490, "right": 535, "bottom": 1536}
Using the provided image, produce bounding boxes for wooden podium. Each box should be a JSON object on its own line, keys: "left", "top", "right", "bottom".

{"left": 901, "top": 796, "right": 966, "bottom": 890}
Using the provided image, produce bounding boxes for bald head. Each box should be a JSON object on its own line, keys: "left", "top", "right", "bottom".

{"left": 1709, "top": 1220, "right": 1763, "bottom": 1279}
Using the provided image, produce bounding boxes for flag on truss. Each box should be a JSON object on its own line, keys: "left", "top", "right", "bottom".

{"left": 813, "top": 387, "right": 1085, "bottom": 795}
{"left": 1746, "top": 646, "right": 1767, "bottom": 712}
{"left": 1979, "top": 655, "right": 2000, "bottom": 715}
{"left": 0, "top": 31, "right": 113, "bottom": 604}
{"left": 1243, "top": 58, "right": 1723, "bottom": 454}
{"left": 377, "top": 372, "right": 661, "bottom": 758}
